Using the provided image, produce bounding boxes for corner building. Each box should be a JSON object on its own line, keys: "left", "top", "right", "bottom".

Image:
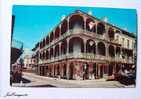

{"left": 32, "top": 10, "right": 136, "bottom": 80}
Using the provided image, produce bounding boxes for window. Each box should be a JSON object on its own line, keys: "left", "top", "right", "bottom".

{"left": 122, "top": 38, "right": 125, "bottom": 46}
{"left": 132, "top": 41, "right": 135, "bottom": 49}
{"left": 116, "top": 35, "right": 119, "bottom": 42}
{"left": 127, "top": 39, "right": 130, "bottom": 48}
{"left": 104, "top": 66, "right": 108, "bottom": 74}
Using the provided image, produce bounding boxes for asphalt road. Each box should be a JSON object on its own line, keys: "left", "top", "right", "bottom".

{"left": 12, "top": 72, "right": 134, "bottom": 88}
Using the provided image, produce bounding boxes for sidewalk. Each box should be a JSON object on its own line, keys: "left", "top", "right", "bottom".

{"left": 12, "top": 72, "right": 131, "bottom": 88}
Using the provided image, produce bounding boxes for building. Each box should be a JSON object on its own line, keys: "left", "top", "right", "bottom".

{"left": 11, "top": 16, "right": 24, "bottom": 73}
{"left": 11, "top": 16, "right": 23, "bottom": 68}
{"left": 23, "top": 49, "right": 36, "bottom": 72}
{"left": 32, "top": 10, "right": 136, "bottom": 80}
{"left": 11, "top": 16, "right": 24, "bottom": 84}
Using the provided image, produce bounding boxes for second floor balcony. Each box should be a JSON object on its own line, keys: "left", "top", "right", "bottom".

{"left": 38, "top": 52, "right": 134, "bottom": 64}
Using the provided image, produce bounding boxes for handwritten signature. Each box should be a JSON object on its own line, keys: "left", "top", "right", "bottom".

{"left": 4, "top": 92, "right": 28, "bottom": 98}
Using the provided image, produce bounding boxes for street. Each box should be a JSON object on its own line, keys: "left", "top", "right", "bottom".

{"left": 12, "top": 72, "right": 134, "bottom": 88}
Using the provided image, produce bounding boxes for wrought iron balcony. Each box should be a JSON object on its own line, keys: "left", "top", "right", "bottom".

{"left": 38, "top": 52, "right": 134, "bottom": 64}
{"left": 40, "top": 28, "right": 121, "bottom": 52}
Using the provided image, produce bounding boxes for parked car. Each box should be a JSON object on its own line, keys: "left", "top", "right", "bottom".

{"left": 117, "top": 72, "right": 136, "bottom": 85}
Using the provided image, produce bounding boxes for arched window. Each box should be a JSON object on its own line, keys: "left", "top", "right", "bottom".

{"left": 54, "top": 44, "right": 59, "bottom": 57}
{"left": 61, "top": 40, "right": 67, "bottom": 55}
{"left": 109, "top": 45, "right": 115, "bottom": 57}
{"left": 61, "top": 19, "right": 68, "bottom": 35}
{"left": 86, "top": 18, "right": 96, "bottom": 33}
{"left": 50, "top": 48, "right": 54, "bottom": 58}
{"left": 97, "top": 42, "right": 106, "bottom": 56}
{"left": 50, "top": 32, "right": 54, "bottom": 42}
{"left": 46, "top": 36, "right": 49, "bottom": 45}
{"left": 86, "top": 39, "right": 96, "bottom": 54}
{"left": 46, "top": 50, "right": 49, "bottom": 59}
{"left": 116, "top": 46, "right": 121, "bottom": 55}
{"left": 97, "top": 22, "right": 105, "bottom": 35}
{"left": 55, "top": 27, "right": 60, "bottom": 39}
{"left": 69, "top": 14, "right": 84, "bottom": 29}
{"left": 69, "top": 37, "right": 84, "bottom": 53}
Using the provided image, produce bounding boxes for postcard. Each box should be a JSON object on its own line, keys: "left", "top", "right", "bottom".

{"left": 0, "top": 0, "right": 141, "bottom": 99}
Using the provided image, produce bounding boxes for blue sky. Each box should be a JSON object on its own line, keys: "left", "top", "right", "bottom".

{"left": 12, "top": 5, "right": 137, "bottom": 50}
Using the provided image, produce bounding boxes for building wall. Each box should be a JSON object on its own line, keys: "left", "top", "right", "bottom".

{"left": 23, "top": 54, "right": 36, "bottom": 72}
{"left": 115, "top": 33, "right": 135, "bottom": 49}
{"left": 32, "top": 11, "right": 136, "bottom": 80}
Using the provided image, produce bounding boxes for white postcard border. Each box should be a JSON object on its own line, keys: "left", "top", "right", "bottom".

{"left": 0, "top": 0, "right": 141, "bottom": 99}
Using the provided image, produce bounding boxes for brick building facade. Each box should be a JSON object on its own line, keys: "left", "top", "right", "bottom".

{"left": 32, "top": 10, "right": 136, "bottom": 80}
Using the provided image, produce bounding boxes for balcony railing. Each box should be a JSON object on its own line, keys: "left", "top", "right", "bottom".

{"left": 38, "top": 52, "right": 134, "bottom": 64}
{"left": 41, "top": 28, "right": 122, "bottom": 52}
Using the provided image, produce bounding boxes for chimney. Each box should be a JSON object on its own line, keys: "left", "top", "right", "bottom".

{"left": 61, "top": 15, "right": 66, "bottom": 21}
{"left": 103, "top": 16, "right": 108, "bottom": 22}
{"left": 88, "top": 10, "right": 92, "bottom": 15}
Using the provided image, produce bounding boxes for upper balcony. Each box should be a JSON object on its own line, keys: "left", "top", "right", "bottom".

{"left": 40, "top": 27, "right": 121, "bottom": 53}
{"left": 38, "top": 13, "right": 124, "bottom": 51}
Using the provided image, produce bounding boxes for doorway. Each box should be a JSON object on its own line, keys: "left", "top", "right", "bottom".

{"left": 69, "top": 63, "right": 74, "bottom": 79}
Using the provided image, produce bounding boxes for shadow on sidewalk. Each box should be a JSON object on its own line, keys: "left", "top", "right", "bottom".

{"left": 21, "top": 77, "right": 31, "bottom": 83}
{"left": 30, "top": 84, "right": 56, "bottom": 87}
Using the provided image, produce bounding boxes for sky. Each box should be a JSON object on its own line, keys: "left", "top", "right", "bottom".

{"left": 12, "top": 5, "right": 137, "bottom": 50}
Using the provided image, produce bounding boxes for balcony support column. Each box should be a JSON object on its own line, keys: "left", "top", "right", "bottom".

{"left": 44, "top": 50, "right": 46, "bottom": 61}
{"left": 51, "top": 46, "right": 55, "bottom": 59}
{"left": 67, "top": 17, "right": 70, "bottom": 33}
{"left": 104, "top": 25, "right": 109, "bottom": 39}
{"left": 66, "top": 61, "right": 70, "bottom": 80}
{"left": 38, "top": 51, "right": 40, "bottom": 61}
{"left": 84, "top": 39, "right": 87, "bottom": 53}
{"left": 37, "top": 65, "right": 40, "bottom": 75}
{"left": 59, "top": 25, "right": 61, "bottom": 38}
{"left": 84, "top": 16, "right": 86, "bottom": 32}
{"left": 58, "top": 43, "right": 61, "bottom": 57}
{"left": 106, "top": 43, "right": 109, "bottom": 57}
{"left": 66, "top": 38, "right": 69, "bottom": 55}
{"left": 95, "top": 41, "right": 98, "bottom": 55}
{"left": 95, "top": 21, "right": 98, "bottom": 34}
{"left": 52, "top": 64, "right": 54, "bottom": 77}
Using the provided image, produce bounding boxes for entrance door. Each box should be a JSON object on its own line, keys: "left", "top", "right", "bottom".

{"left": 100, "top": 65, "right": 103, "bottom": 78}
{"left": 83, "top": 63, "right": 89, "bottom": 79}
{"left": 40, "top": 66, "right": 42, "bottom": 75}
{"left": 69, "top": 63, "right": 74, "bottom": 79}
{"left": 63, "top": 64, "right": 67, "bottom": 78}
{"left": 54, "top": 66, "right": 55, "bottom": 76}
{"left": 108, "top": 64, "right": 113, "bottom": 76}
{"left": 57, "top": 65, "right": 60, "bottom": 75}
{"left": 40, "top": 66, "right": 44, "bottom": 76}
{"left": 93, "top": 63, "right": 97, "bottom": 78}
{"left": 43, "top": 66, "right": 45, "bottom": 76}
